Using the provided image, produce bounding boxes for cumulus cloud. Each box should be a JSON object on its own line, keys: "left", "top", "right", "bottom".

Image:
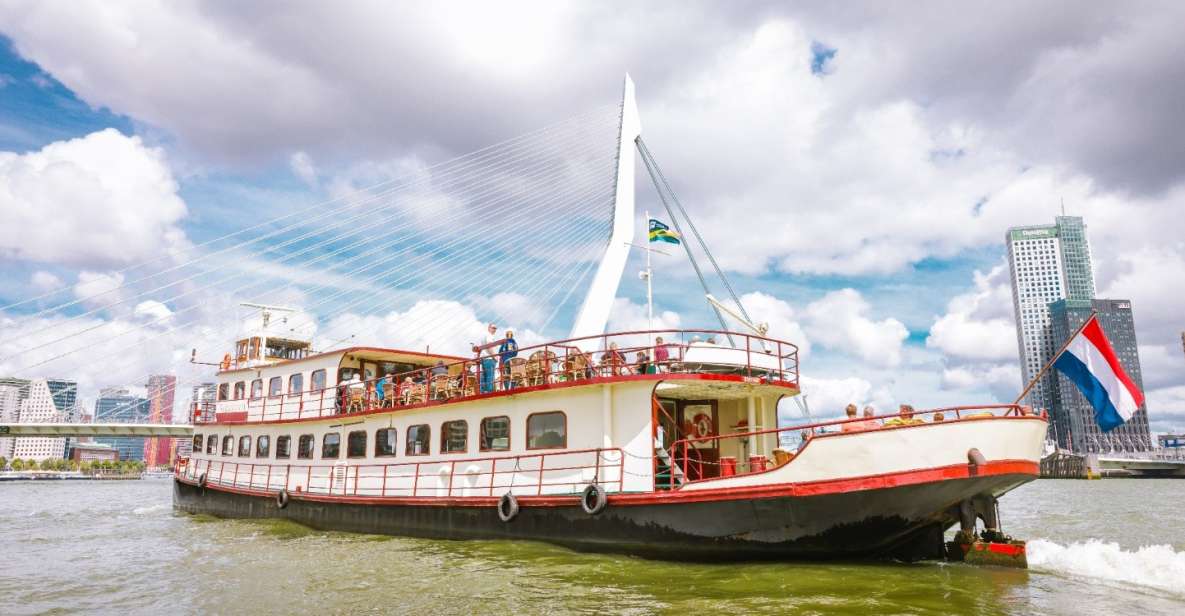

{"left": 29, "top": 270, "right": 61, "bottom": 292}
{"left": 289, "top": 151, "right": 318, "bottom": 186}
{"left": 0, "top": 129, "right": 189, "bottom": 266}
{"left": 803, "top": 289, "right": 908, "bottom": 367}
{"left": 926, "top": 263, "right": 1016, "bottom": 361}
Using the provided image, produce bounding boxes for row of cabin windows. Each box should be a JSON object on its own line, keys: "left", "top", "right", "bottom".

{"left": 217, "top": 369, "right": 328, "bottom": 402}
{"left": 193, "top": 411, "right": 565, "bottom": 460}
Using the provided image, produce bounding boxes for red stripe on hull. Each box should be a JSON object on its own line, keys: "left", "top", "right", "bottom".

{"left": 178, "top": 459, "right": 1037, "bottom": 508}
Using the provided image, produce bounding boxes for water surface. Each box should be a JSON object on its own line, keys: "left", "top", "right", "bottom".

{"left": 1, "top": 479, "right": 1183, "bottom": 614}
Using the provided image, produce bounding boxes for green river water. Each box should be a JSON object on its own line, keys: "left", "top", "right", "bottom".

{"left": 1, "top": 478, "right": 1183, "bottom": 615}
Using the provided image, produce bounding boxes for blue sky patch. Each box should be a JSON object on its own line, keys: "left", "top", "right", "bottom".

{"left": 810, "top": 41, "right": 837, "bottom": 76}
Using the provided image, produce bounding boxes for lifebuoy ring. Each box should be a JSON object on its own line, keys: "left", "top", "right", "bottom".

{"left": 197, "top": 472, "right": 208, "bottom": 489}
{"left": 581, "top": 483, "right": 607, "bottom": 515}
{"left": 220, "top": 354, "right": 232, "bottom": 371}
{"left": 691, "top": 413, "right": 713, "bottom": 439}
{"left": 276, "top": 488, "right": 290, "bottom": 510}
{"left": 497, "top": 493, "right": 519, "bottom": 522}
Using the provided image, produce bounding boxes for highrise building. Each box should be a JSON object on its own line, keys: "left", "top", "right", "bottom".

{"left": 11, "top": 379, "right": 66, "bottom": 461}
{"left": 1049, "top": 299, "right": 1153, "bottom": 452}
{"left": 45, "top": 379, "right": 81, "bottom": 458}
{"left": 143, "top": 375, "right": 177, "bottom": 467}
{"left": 93, "top": 388, "right": 151, "bottom": 462}
{"left": 0, "top": 377, "right": 30, "bottom": 461}
{"left": 1006, "top": 216, "right": 1096, "bottom": 416}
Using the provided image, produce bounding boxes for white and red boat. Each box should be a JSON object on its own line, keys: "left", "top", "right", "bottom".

{"left": 173, "top": 78, "right": 1046, "bottom": 561}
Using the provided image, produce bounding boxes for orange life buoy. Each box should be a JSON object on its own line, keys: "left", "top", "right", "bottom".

{"left": 691, "top": 413, "right": 713, "bottom": 439}
{"left": 220, "top": 353, "right": 232, "bottom": 370}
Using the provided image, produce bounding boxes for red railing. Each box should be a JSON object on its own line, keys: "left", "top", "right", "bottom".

{"left": 665, "top": 404, "right": 1045, "bottom": 488}
{"left": 178, "top": 447, "right": 624, "bottom": 498}
{"left": 198, "top": 329, "right": 799, "bottom": 424}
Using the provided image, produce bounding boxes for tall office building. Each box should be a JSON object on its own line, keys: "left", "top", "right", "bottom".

{"left": 1049, "top": 299, "right": 1153, "bottom": 452}
{"left": 1006, "top": 216, "right": 1096, "bottom": 416}
{"left": 45, "top": 379, "right": 81, "bottom": 458}
{"left": 143, "top": 375, "right": 177, "bottom": 467}
{"left": 93, "top": 388, "right": 151, "bottom": 462}
{"left": 0, "top": 377, "right": 30, "bottom": 461}
{"left": 11, "top": 379, "right": 67, "bottom": 461}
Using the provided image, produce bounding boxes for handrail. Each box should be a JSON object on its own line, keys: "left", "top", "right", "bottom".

{"left": 176, "top": 447, "right": 625, "bottom": 498}
{"left": 665, "top": 404, "right": 1046, "bottom": 487}
{"left": 198, "top": 329, "right": 800, "bottom": 424}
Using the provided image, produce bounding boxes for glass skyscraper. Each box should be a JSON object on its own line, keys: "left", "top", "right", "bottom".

{"left": 1048, "top": 299, "right": 1152, "bottom": 452}
{"left": 1006, "top": 216, "right": 1095, "bottom": 417}
{"left": 92, "top": 388, "right": 150, "bottom": 462}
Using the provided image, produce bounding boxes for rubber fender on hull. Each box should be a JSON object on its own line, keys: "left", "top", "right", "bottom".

{"left": 581, "top": 483, "right": 607, "bottom": 515}
{"left": 497, "top": 493, "right": 519, "bottom": 522}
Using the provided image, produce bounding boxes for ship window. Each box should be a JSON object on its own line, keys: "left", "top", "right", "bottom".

{"left": 406, "top": 424, "right": 430, "bottom": 456}
{"left": 288, "top": 373, "right": 303, "bottom": 396}
{"left": 268, "top": 377, "right": 282, "bottom": 397}
{"left": 256, "top": 435, "right": 270, "bottom": 458}
{"left": 322, "top": 433, "right": 341, "bottom": 459}
{"left": 375, "top": 428, "right": 397, "bottom": 457}
{"left": 527, "top": 412, "right": 566, "bottom": 449}
{"left": 217, "top": 383, "right": 229, "bottom": 401}
{"left": 480, "top": 416, "right": 510, "bottom": 451}
{"left": 441, "top": 420, "right": 467, "bottom": 453}
{"left": 338, "top": 367, "right": 357, "bottom": 383}
{"left": 206, "top": 435, "right": 217, "bottom": 454}
{"left": 297, "top": 434, "right": 314, "bottom": 459}
{"left": 233, "top": 382, "right": 245, "bottom": 400}
{"left": 192, "top": 434, "right": 203, "bottom": 452}
{"left": 238, "top": 436, "right": 251, "bottom": 457}
{"left": 250, "top": 379, "right": 263, "bottom": 399}
{"left": 347, "top": 431, "right": 367, "bottom": 458}
{"left": 222, "top": 436, "right": 234, "bottom": 456}
{"left": 276, "top": 436, "right": 291, "bottom": 459}
{"left": 311, "top": 369, "right": 326, "bottom": 391}
{"left": 248, "top": 337, "right": 260, "bottom": 359}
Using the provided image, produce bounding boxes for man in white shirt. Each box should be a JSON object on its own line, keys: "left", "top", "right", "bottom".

{"left": 479, "top": 323, "right": 500, "bottom": 393}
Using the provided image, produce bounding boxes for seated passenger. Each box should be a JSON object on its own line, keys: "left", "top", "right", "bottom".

{"left": 634, "top": 350, "right": 651, "bottom": 375}
{"left": 602, "top": 342, "right": 626, "bottom": 375}
{"left": 841, "top": 403, "right": 863, "bottom": 432}
{"left": 884, "top": 404, "right": 925, "bottom": 426}
{"left": 932, "top": 411, "right": 945, "bottom": 422}
{"left": 374, "top": 373, "right": 388, "bottom": 404}
{"left": 859, "top": 405, "right": 881, "bottom": 430}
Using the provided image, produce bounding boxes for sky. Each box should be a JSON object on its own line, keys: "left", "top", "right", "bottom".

{"left": 0, "top": 1, "right": 1182, "bottom": 433}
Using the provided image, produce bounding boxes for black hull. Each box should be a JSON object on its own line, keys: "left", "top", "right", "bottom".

{"left": 174, "top": 472, "right": 1033, "bottom": 561}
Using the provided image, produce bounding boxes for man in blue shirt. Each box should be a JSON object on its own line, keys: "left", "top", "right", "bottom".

{"left": 499, "top": 330, "right": 519, "bottom": 389}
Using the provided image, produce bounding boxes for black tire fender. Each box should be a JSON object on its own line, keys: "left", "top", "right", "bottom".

{"left": 497, "top": 492, "right": 519, "bottom": 522}
{"left": 197, "top": 473, "right": 208, "bottom": 489}
{"left": 276, "top": 488, "right": 290, "bottom": 510}
{"left": 580, "top": 483, "right": 607, "bottom": 515}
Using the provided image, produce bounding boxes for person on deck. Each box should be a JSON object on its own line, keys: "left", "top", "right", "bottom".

{"left": 885, "top": 404, "right": 924, "bottom": 426}
{"left": 841, "top": 404, "right": 863, "bottom": 432}
{"left": 479, "top": 323, "right": 499, "bottom": 393}
{"left": 374, "top": 373, "right": 388, "bottom": 406}
{"left": 431, "top": 360, "right": 448, "bottom": 377}
{"left": 860, "top": 405, "right": 881, "bottom": 430}
{"left": 344, "top": 372, "right": 365, "bottom": 412}
{"left": 499, "top": 330, "right": 519, "bottom": 389}
{"left": 653, "top": 336, "right": 670, "bottom": 372}
{"left": 634, "top": 350, "right": 651, "bottom": 375}
{"left": 602, "top": 342, "right": 626, "bottom": 376}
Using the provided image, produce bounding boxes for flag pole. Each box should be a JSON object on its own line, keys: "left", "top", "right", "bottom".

{"left": 645, "top": 211, "right": 653, "bottom": 335}
{"left": 1012, "top": 311, "right": 1098, "bottom": 406}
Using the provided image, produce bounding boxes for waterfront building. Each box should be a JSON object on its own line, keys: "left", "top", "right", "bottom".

{"left": 0, "top": 377, "right": 30, "bottom": 460}
{"left": 1048, "top": 299, "right": 1152, "bottom": 452}
{"left": 45, "top": 379, "right": 81, "bottom": 458}
{"left": 143, "top": 375, "right": 177, "bottom": 467}
{"left": 1006, "top": 216, "right": 1095, "bottom": 419}
{"left": 92, "top": 388, "right": 150, "bottom": 462}
{"left": 69, "top": 442, "right": 119, "bottom": 462}
{"left": 1160, "top": 434, "right": 1185, "bottom": 449}
{"left": 11, "top": 379, "right": 67, "bottom": 461}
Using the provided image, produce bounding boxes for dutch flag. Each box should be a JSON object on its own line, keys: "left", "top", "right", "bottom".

{"left": 1052, "top": 316, "right": 1145, "bottom": 432}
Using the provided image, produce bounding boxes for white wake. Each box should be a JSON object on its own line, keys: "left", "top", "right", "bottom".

{"left": 1027, "top": 538, "right": 1185, "bottom": 594}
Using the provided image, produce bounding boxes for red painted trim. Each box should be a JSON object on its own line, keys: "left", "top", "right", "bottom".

{"left": 180, "top": 459, "right": 1037, "bottom": 509}
{"left": 1081, "top": 318, "right": 1144, "bottom": 405}
{"left": 206, "top": 372, "right": 798, "bottom": 427}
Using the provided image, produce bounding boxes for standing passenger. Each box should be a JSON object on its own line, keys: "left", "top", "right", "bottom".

{"left": 499, "top": 331, "right": 520, "bottom": 389}
{"left": 479, "top": 323, "right": 499, "bottom": 393}
{"left": 653, "top": 336, "right": 670, "bottom": 372}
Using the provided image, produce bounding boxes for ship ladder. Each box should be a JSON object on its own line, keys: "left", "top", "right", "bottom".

{"left": 654, "top": 439, "right": 684, "bottom": 490}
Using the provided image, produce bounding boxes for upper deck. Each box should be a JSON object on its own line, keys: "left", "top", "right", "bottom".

{"left": 196, "top": 329, "right": 800, "bottom": 425}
